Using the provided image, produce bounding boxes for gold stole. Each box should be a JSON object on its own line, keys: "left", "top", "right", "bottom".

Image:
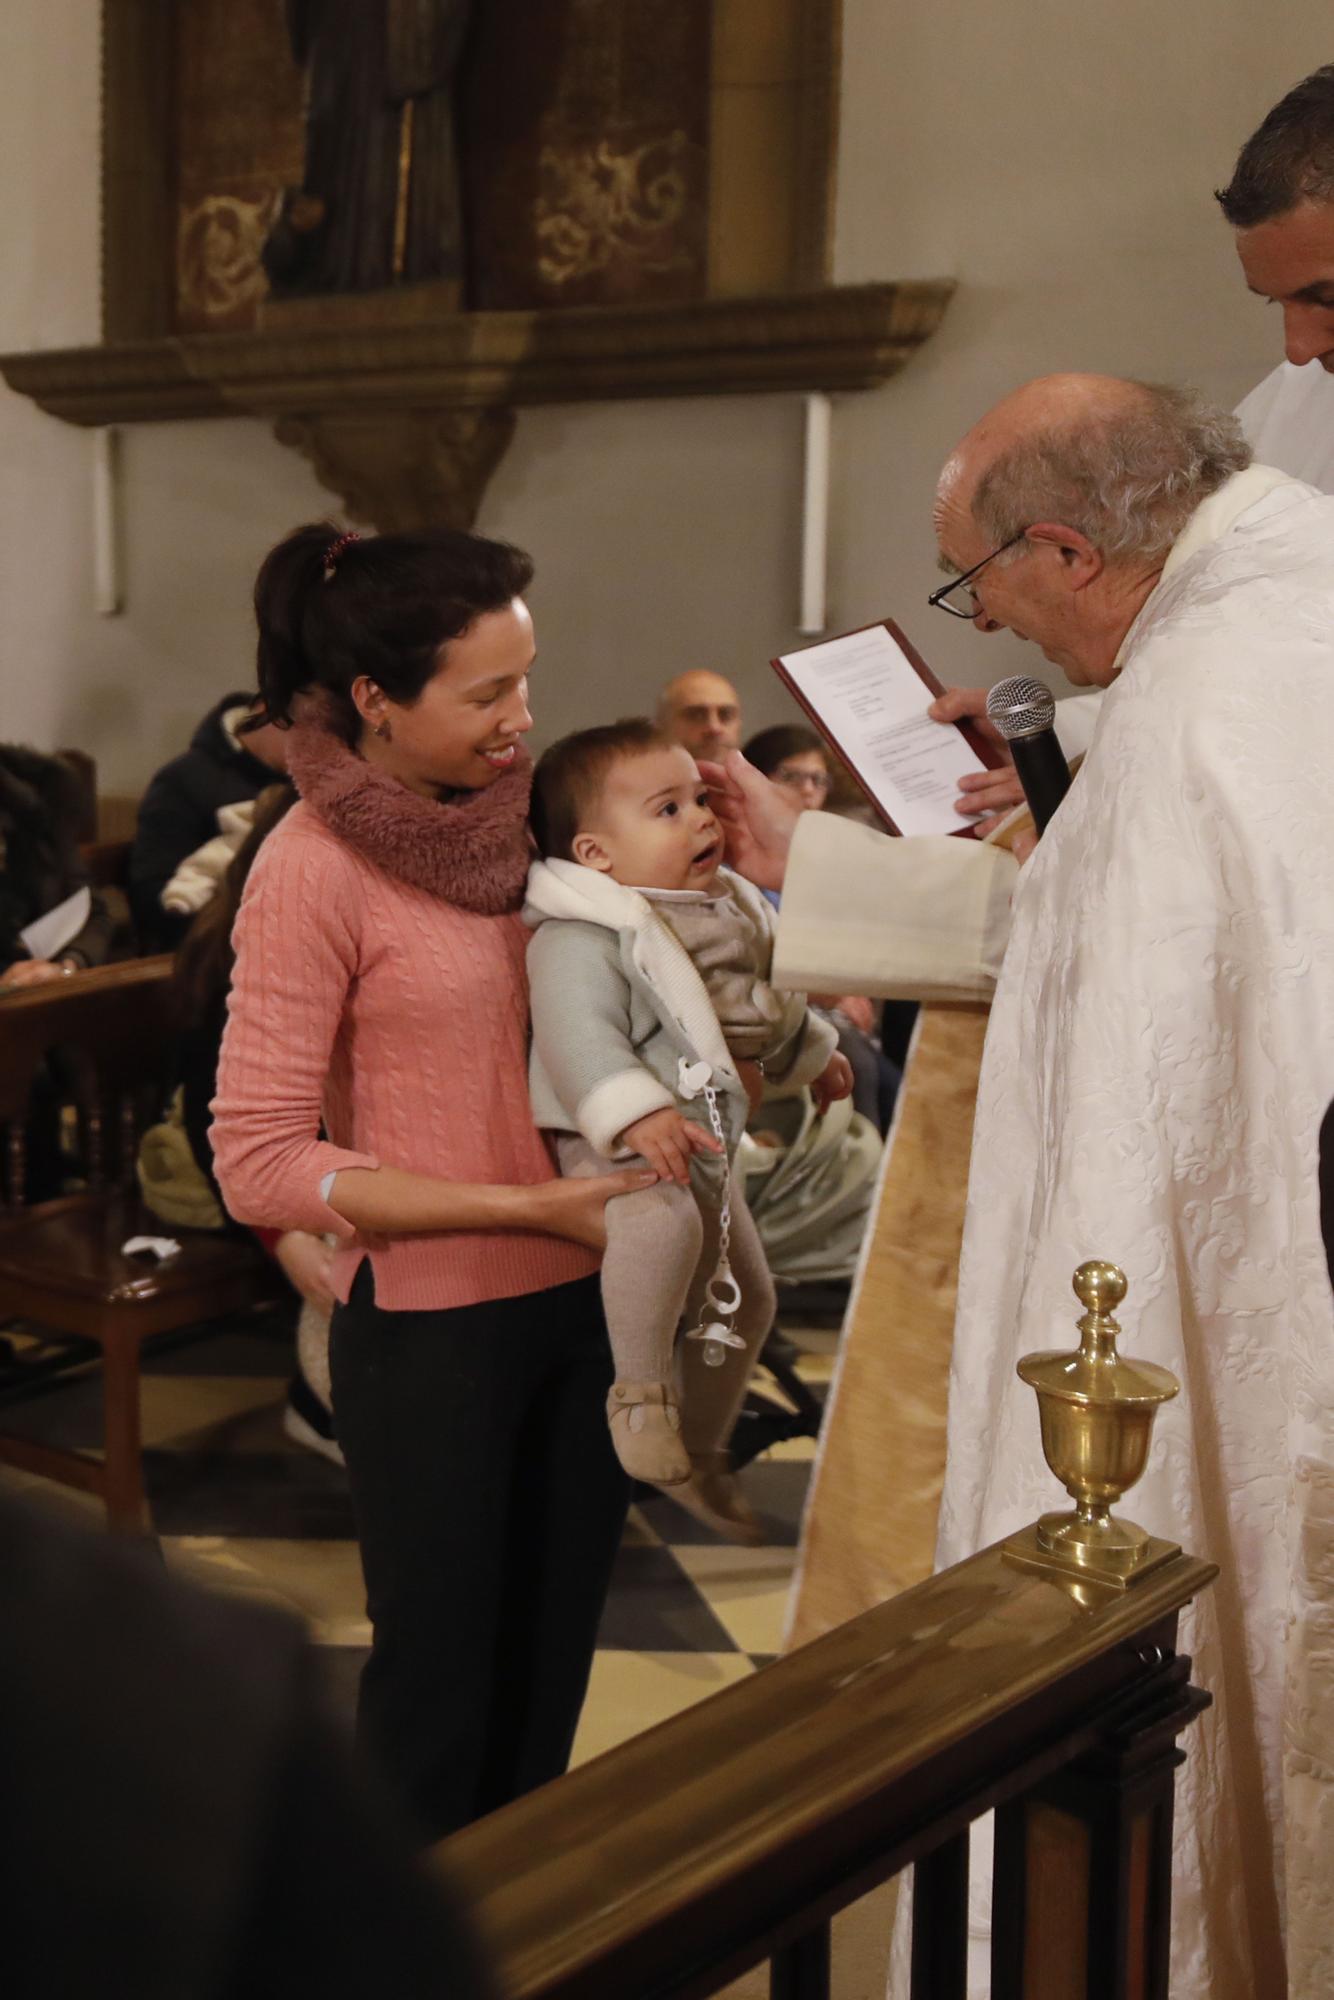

{"left": 785, "top": 810, "right": 1033, "bottom": 1649}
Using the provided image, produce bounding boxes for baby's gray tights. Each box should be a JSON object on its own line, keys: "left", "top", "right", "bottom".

{"left": 556, "top": 1133, "right": 775, "bottom": 1455}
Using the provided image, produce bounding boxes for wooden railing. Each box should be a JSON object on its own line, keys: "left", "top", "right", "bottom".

{"left": 439, "top": 1535, "right": 1214, "bottom": 2000}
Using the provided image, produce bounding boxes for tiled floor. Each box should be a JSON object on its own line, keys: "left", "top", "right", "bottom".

{"left": 0, "top": 1306, "right": 834, "bottom": 1764}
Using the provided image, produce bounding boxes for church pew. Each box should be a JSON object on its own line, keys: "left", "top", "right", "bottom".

{"left": 0, "top": 957, "right": 286, "bottom": 1530}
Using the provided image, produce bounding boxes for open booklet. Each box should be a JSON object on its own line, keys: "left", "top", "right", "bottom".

{"left": 772, "top": 619, "right": 1003, "bottom": 838}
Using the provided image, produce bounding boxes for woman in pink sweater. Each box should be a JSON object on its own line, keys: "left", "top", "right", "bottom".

{"left": 211, "top": 523, "right": 654, "bottom": 1840}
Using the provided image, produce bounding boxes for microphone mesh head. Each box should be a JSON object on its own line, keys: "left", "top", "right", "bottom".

{"left": 985, "top": 675, "right": 1056, "bottom": 741}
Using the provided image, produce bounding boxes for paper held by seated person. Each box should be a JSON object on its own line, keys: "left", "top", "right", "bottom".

{"left": 19, "top": 885, "right": 91, "bottom": 963}
{"left": 773, "top": 620, "right": 996, "bottom": 837}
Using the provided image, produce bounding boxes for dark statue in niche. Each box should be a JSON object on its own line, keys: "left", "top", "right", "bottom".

{"left": 263, "top": 0, "right": 475, "bottom": 298}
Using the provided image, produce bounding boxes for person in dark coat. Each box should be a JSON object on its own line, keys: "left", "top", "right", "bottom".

{"left": 0, "top": 746, "right": 114, "bottom": 1204}
{"left": 0, "top": 1487, "right": 495, "bottom": 2000}
{"left": 129, "top": 693, "right": 288, "bottom": 952}
{"left": 0, "top": 744, "right": 112, "bottom": 984}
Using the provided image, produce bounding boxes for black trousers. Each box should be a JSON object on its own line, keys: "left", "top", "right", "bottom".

{"left": 330, "top": 1264, "right": 629, "bottom": 1842}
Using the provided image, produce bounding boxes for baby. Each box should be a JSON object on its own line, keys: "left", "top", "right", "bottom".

{"left": 525, "top": 718, "right": 851, "bottom": 1534}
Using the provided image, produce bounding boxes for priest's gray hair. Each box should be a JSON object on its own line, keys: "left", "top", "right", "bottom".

{"left": 973, "top": 384, "right": 1253, "bottom": 569}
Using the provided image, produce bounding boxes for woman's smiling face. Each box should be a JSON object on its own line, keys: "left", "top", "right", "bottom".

{"left": 357, "top": 597, "right": 537, "bottom": 796}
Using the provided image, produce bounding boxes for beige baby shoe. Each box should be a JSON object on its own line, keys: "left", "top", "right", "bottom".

{"left": 607, "top": 1381, "right": 692, "bottom": 1485}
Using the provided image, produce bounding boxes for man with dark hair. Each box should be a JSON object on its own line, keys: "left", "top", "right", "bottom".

{"left": 1218, "top": 64, "right": 1334, "bottom": 489}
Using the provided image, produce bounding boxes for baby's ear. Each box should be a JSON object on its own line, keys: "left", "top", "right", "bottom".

{"left": 571, "top": 830, "right": 613, "bottom": 872}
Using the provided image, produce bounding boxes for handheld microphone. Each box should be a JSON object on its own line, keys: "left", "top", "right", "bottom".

{"left": 984, "top": 676, "right": 1072, "bottom": 834}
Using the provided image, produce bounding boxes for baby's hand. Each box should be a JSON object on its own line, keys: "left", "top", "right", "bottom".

{"left": 619, "top": 1108, "right": 724, "bottom": 1185}
{"left": 811, "top": 1051, "right": 855, "bottom": 1114}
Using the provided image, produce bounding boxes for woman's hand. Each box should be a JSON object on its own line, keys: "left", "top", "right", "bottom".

{"left": 531, "top": 1166, "right": 661, "bottom": 1250}
{"left": 697, "top": 750, "right": 800, "bottom": 892}
{"left": 619, "top": 1108, "right": 723, "bottom": 1185}
{"left": 273, "top": 1228, "right": 336, "bottom": 1311}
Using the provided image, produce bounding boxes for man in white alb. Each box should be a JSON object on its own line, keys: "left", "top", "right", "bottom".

{"left": 935, "top": 374, "right": 1333, "bottom": 2000}
{"left": 715, "top": 372, "right": 1334, "bottom": 1998}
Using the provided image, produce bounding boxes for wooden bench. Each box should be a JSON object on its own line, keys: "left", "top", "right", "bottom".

{"left": 80, "top": 837, "right": 132, "bottom": 892}
{"left": 0, "top": 958, "right": 286, "bottom": 1530}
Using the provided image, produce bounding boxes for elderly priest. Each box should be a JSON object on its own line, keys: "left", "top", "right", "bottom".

{"left": 715, "top": 374, "right": 1334, "bottom": 1998}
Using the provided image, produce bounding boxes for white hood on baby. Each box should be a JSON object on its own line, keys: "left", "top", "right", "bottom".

{"left": 524, "top": 857, "right": 740, "bottom": 1090}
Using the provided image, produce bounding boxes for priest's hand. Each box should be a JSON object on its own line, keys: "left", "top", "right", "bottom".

{"left": 929, "top": 686, "right": 1025, "bottom": 835}
{"left": 699, "top": 750, "right": 799, "bottom": 892}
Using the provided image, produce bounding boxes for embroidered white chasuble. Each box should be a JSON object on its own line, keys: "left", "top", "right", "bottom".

{"left": 908, "top": 467, "right": 1334, "bottom": 1998}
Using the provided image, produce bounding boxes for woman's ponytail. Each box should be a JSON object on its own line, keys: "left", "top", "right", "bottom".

{"left": 251, "top": 523, "right": 345, "bottom": 732}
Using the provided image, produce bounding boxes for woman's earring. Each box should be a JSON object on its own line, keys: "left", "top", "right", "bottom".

{"left": 374, "top": 718, "right": 392, "bottom": 742}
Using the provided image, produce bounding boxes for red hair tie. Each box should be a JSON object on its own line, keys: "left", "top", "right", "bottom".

{"left": 323, "top": 530, "right": 361, "bottom": 578}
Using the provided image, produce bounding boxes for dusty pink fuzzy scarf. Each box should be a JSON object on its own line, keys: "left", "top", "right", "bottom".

{"left": 284, "top": 704, "right": 534, "bottom": 914}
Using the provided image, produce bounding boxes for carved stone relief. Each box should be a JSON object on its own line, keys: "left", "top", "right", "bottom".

{"left": 273, "top": 407, "right": 517, "bottom": 533}
{"left": 0, "top": 5, "right": 958, "bottom": 540}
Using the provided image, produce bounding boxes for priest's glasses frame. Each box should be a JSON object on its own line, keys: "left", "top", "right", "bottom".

{"left": 928, "top": 530, "right": 1028, "bottom": 619}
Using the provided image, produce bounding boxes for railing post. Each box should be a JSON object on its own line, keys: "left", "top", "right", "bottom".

{"left": 770, "top": 1921, "right": 830, "bottom": 2000}
{"left": 989, "top": 1644, "right": 1210, "bottom": 2000}
{"left": 910, "top": 1830, "right": 969, "bottom": 1999}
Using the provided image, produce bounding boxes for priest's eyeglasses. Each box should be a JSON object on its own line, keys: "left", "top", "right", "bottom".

{"left": 927, "top": 531, "right": 1028, "bottom": 619}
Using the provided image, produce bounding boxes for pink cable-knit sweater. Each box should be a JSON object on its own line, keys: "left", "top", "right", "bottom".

{"left": 211, "top": 799, "right": 597, "bottom": 1312}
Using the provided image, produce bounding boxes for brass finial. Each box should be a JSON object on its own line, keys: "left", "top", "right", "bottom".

{"left": 1072, "top": 1258, "right": 1126, "bottom": 1316}
{"left": 1003, "top": 1262, "right": 1182, "bottom": 1590}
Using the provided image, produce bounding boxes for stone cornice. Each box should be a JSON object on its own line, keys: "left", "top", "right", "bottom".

{"left": 0, "top": 282, "right": 953, "bottom": 428}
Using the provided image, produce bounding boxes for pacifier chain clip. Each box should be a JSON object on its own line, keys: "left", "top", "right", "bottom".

{"left": 678, "top": 1060, "right": 746, "bottom": 1370}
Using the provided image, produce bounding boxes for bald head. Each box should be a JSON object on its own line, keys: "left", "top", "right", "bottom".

{"left": 931, "top": 375, "right": 1252, "bottom": 687}
{"left": 937, "top": 374, "right": 1250, "bottom": 570}
{"left": 657, "top": 670, "right": 742, "bottom": 761}
{"left": 935, "top": 375, "right": 1159, "bottom": 535}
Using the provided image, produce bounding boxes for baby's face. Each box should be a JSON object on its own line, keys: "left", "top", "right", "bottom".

{"left": 572, "top": 745, "right": 724, "bottom": 891}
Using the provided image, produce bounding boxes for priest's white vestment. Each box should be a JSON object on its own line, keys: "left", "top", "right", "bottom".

{"left": 923, "top": 464, "right": 1334, "bottom": 1998}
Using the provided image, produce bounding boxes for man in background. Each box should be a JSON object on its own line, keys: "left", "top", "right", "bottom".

{"left": 656, "top": 670, "right": 742, "bottom": 764}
